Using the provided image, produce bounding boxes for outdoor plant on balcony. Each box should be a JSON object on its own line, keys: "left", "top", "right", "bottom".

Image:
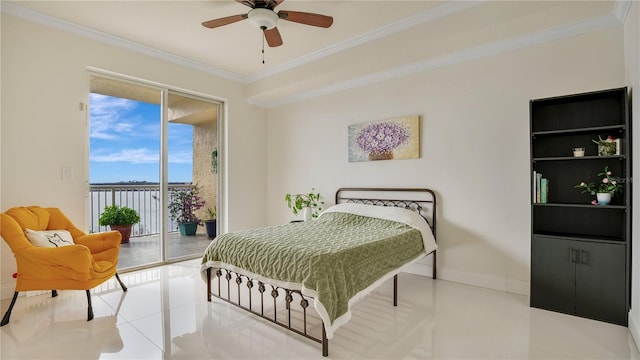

{"left": 99, "top": 205, "right": 140, "bottom": 226}
{"left": 169, "top": 185, "right": 206, "bottom": 225}
{"left": 99, "top": 205, "right": 140, "bottom": 243}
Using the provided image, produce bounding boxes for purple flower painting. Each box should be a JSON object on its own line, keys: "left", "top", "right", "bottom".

{"left": 348, "top": 115, "right": 420, "bottom": 162}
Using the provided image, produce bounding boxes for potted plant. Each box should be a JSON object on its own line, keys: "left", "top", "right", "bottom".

{"left": 575, "top": 166, "right": 624, "bottom": 205}
{"left": 204, "top": 206, "right": 217, "bottom": 239}
{"left": 98, "top": 205, "right": 140, "bottom": 243}
{"left": 593, "top": 135, "right": 617, "bottom": 156}
{"left": 285, "top": 188, "right": 324, "bottom": 221}
{"left": 169, "top": 185, "right": 206, "bottom": 236}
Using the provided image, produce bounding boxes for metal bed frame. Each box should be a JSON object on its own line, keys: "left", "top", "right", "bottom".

{"left": 206, "top": 187, "right": 437, "bottom": 357}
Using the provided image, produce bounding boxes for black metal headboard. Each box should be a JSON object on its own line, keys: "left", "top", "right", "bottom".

{"left": 334, "top": 188, "right": 437, "bottom": 238}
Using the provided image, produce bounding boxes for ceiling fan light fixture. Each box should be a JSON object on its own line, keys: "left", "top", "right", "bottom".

{"left": 248, "top": 8, "right": 278, "bottom": 30}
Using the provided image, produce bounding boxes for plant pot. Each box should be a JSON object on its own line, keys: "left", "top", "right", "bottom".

{"left": 598, "top": 144, "right": 616, "bottom": 156}
{"left": 178, "top": 222, "right": 199, "bottom": 236}
{"left": 303, "top": 207, "right": 313, "bottom": 222}
{"left": 205, "top": 220, "right": 217, "bottom": 239}
{"left": 596, "top": 192, "right": 612, "bottom": 205}
{"left": 109, "top": 224, "right": 133, "bottom": 244}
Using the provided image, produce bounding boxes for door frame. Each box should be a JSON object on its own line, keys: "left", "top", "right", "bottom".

{"left": 87, "top": 67, "right": 226, "bottom": 269}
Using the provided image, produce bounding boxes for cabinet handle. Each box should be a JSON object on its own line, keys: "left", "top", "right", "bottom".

{"left": 580, "top": 250, "right": 588, "bottom": 265}
{"left": 569, "top": 248, "right": 580, "bottom": 263}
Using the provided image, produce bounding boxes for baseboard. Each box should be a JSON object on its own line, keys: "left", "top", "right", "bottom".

{"left": 629, "top": 310, "right": 640, "bottom": 353}
{"left": 507, "top": 279, "right": 530, "bottom": 296}
{"left": 402, "top": 264, "right": 530, "bottom": 296}
{"left": 402, "top": 260, "right": 434, "bottom": 277}
{"left": 437, "top": 268, "right": 506, "bottom": 292}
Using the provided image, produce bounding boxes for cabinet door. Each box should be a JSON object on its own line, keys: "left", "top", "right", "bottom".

{"left": 575, "top": 242, "right": 627, "bottom": 325}
{"left": 530, "top": 236, "right": 575, "bottom": 315}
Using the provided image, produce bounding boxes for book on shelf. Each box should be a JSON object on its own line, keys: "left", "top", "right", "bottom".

{"left": 533, "top": 171, "right": 537, "bottom": 203}
{"left": 532, "top": 171, "right": 547, "bottom": 204}
{"left": 536, "top": 172, "right": 542, "bottom": 203}
{"left": 540, "top": 178, "right": 548, "bottom": 203}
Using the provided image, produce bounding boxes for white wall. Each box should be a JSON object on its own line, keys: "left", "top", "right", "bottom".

{"left": 624, "top": 0, "right": 640, "bottom": 349}
{"left": 0, "top": 14, "right": 268, "bottom": 298}
{"left": 266, "top": 26, "right": 625, "bottom": 294}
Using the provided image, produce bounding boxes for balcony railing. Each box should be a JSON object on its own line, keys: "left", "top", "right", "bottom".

{"left": 89, "top": 183, "right": 194, "bottom": 237}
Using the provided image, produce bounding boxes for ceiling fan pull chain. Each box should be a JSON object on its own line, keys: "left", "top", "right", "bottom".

{"left": 262, "top": 33, "right": 265, "bottom": 64}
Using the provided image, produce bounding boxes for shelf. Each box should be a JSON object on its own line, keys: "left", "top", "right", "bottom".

{"left": 530, "top": 87, "right": 630, "bottom": 326}
{"left": 532, "top": 203, "right": 627, "bottom": 209}
{"left": 533, "top": 155, "right": 625, "bottom": 162}
{"left": 533, "top": 232, "right": 626, "bottom": 244}
{"left": 532, "top": 125, "right": 625, "bottom": 137}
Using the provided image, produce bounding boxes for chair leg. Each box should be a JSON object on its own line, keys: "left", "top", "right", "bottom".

{"left": 115, "top": 273, "right": 128, "bottom": 292}
{"left": 86, "top": 290, "right": 94, "bottom": 321}
{"left": 1, "top": 292, "right": 19, "bottom": 326}
{"left": 52, "top": 290, "right": 58, "bottom": 297}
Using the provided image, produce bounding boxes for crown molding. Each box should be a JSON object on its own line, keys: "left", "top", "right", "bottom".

{"left": 0, "top": 1, "right": 247, "bottom": 83}
{"left": 246, "top": 0, "right": 485, "bottom": 82}
{"left": 613, "top": 0, "right": 631, "bottom": 23}
{"left": 249, "top": 11, "right": 623, "bottom": 108}
{"left": 2, "top": 0, "right": 629, "bottom": 109}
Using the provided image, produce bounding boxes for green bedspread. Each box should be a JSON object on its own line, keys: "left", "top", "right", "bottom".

{"left": 201, "top": 211, "right": 425, "bottom": 337}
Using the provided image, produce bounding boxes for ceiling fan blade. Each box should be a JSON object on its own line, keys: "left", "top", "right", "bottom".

{"left": 202, "top": 14, "right": 248, "bottom": 29}
{"left": 264, "top": 27, "right": 283, "bottom": 47}
{"left": 278, "top": 10, "right": 333, "bottom": 28}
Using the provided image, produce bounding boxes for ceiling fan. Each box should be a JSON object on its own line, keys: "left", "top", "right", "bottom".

{"left": 202, "top": 0, "right": 334, "bottom": 48}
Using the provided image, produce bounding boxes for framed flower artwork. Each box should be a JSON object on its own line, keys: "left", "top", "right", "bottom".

{"left": 348, "top": 115, "right": 420, "bottom": 162}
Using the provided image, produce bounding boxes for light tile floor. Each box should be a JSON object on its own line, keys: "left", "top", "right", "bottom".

{"left": 1, "top": 259, "right": 638, "bottom": 359}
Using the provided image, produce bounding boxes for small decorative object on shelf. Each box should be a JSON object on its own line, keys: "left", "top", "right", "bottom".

{"left": 572, "top": 147, "right": 585, "bottom": 157}
{"left": 574, "top": 166, "right": 623, "bottom": 205}
{"left": 614, "top": 138, "right": 621, "bottom": 155}
{"left": 593, "top": 135, "right": 617, "bottom": 156}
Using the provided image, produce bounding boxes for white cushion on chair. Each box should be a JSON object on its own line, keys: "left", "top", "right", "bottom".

{"left": 24, "top": 229, "right": 74, "bottom": 248}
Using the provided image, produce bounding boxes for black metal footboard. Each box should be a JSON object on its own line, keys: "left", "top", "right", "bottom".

{"left": 206, "top": 267, "right": 329, "bottom": 356}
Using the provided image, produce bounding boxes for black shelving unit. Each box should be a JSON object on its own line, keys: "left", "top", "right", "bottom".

{"left": 530, "top": 87, "right": 631, "bottom": 326}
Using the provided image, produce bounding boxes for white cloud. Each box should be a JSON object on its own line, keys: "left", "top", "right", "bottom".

{"left": 91, "top": 148, "right": 192, "bottom": 164}
{"left": 89, "top": 93, "right": 139, "bottom": 139}
{"left": 92, "top": 148, "right": 158, "bottom": 164}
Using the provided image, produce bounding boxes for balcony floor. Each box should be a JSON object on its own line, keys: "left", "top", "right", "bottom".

{"left": 117, "top": 232, "right": 212, "bottom": 269}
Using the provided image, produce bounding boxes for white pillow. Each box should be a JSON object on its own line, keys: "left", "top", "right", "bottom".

{"left": 24, "top": 229, "right": 74, "bottom": 248}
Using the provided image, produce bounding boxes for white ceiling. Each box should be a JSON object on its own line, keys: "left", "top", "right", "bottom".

{"left": 3, "top": 1, "right": 626, "bottom": 107}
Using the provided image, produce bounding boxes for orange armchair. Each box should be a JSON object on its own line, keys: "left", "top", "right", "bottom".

{"left": 0, "top": 206, "right": 127, "bottom": 326}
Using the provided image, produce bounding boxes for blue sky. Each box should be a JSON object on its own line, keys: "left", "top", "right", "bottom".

{"left": 89, "top": 93, "right": 193, "bottom": 183}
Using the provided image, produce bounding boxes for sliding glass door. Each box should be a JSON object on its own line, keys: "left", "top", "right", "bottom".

{"left": 166, "top": 91, "right": 219, "bottom": 261}
{"left": 89, "top": 74, "right": 220, "bottom": 269}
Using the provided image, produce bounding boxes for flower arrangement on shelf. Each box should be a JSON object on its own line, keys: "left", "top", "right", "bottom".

{"left": 356, "top": 122, "right": 410, "bottom": 161}
{"left": 593, "top": 135, "right": 616, "bottom": 156}
{"left": 168, "top": 185, "right": 206, "bottom": 225}
{"left": 574, "top": 166, "right": 623, "bottom": 205}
